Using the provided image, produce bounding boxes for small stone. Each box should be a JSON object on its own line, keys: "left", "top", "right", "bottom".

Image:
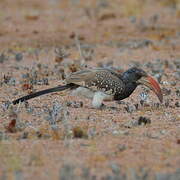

{"left": 164, "top": 99, "right": 170, "bottom": 108}
{"left": 124, "top": 104, "right": 137, "bottom": 113}
{"left": 152, "top": 102, "right": 160, "bottom": 108}
{"left": 66, "top": 101, "right": 83, "bottom": 108}
{"left": 155, "top": 173, "right": 171, "bottom": 180}
{"left": 54, "top": 47, "right": 69, "bottom": 63}
{"left": 173, "top": 59, "right": 180, "bottom": 69}
{"left": 144, "top": 132, "right": 160, "bottom": 139}
{"left": 139, "top": 91, "right": 149, "bottom": 101}
{"left": 0, "top": 53, "right": 8, "bottom": 63}
{"left": 160, "top": 130, "right": 167, "bottom": 135}
{"left": 162, "top": 81, "right": 169, "bottom": 85}
{"left": 110, "top": 163, "right": 121, "bottom": 175}
{"left": 170, "top": 81, "right": 176, "bottom": 86}
{"left": 15, "top": 53, "right": 23, "bottom": 61}
{"left": 2, "top": 101, "right": 11, "bottom": 111}
{"left": 129, "top": 16, "right": 136, "bottom": 23}
{"left": 59, "top": 164, "right": 75, "bottom": 180}
{"left": 154, "top": 73, "right": 162, "bottom": 83}
{"left": 0, "top": 131, "right": 5, "bottom": 140}
{"left": 116, "top": 130, "right": 129, "bottom": 135}
{"left": 117, "top": 144, "right": 126, "bottom": 152}
{"left": 124, "top": 120, "right": 138, "bottom": 128}
{"left": 73, "top": 126, "right": 88, "bottom": 138}
{"left": 20, "top": 132, "right": 29, "bottom": 139}
{"left": 138, "top": 116, "right": 151, "bottom": 125}
{"left": 162, "top": 88, "right": 171, "bottom": 96}
{"left": 175, "top": 102, "right": 180, "bottom": 107}
{"left": 176, "top": 90, "right": 180, "bottom": 97}
{"left": 173, "top": 71, "right": 180, "bottom": 80}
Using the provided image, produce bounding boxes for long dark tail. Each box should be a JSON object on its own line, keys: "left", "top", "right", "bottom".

{"left": 12, "top": 83, "right": 78, "bottom": 105}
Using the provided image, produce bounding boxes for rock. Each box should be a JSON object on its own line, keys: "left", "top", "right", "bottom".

{"left": 139, "top": 92, "right": 149, "bottom": 101}
{"left": 124, "top": 104, "right": 138, "bottom": 113}
{"left": 73, "top": 126, "right": 88, "bottom": 139}
{"left": 117, "top": 144, "right": 126, "bottom": 152}
{"left": 124, "top": 116, "right": 151, "bottom": 128}
{"left": 129, "top": 167, "right": 150, "bottom": 180}
{"left": 112, "top": 130, "right": 129, "bottom": 135}
{"left": 0, "top": 53, "right": 8, "bottom": 63}
{"left": 173, "top": 59, "right": 180, "bottom": 69}
{"left": 0, "top": 131, "right": 7, "bottom": 140}
{"left": 164, "top": 99, "right": 170, "bottom": 108}
{"left": 138, "top": 116, "right": 151, "bottom": 125}
{"left": 54, "top": 47, "right": 69, "bottom": 63}
{"left": 170, "top": 81, "right": 176, "bottom": 86}
{"left": 129, "top": 16, "right": 136, "bottom": 23}
{"left": 124, "top": 120, "right": 139, "bottom": 128}
{"left": 173, "top": 71, "right": 180, "bottom": 80}
{"left": 176, "top": 90, "right": 180, "bottom": 97}
{"left": 127, "top": 39, "right": 153, "bottom": 49}
{"left": 15, "top": 53, "right": 23, "bottom": 61}
{"left": 59, "top": 164, "right": 75, "bottom": 180}
{"left": 162, "top": 88, "right": 171, "bottom": 96}
{"left": 2, "top": 101, "right": 11, "bottom": 111}
{"left": 155, "top": 169, "right": 180, "bottom": 180}
{"left": 66, "top": 101, "right": 83, "bottom": 108}
{"left": 175, "top": 101, "right": 180, "bottom": 107}
{"left": 98, "top": 10, "right": 116, "bottom": 21}
{"left": 110, "top": 163, "right": 121, "bottom": 175}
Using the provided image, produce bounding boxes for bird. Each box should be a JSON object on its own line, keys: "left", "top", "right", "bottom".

{"left": 12, "top": 67, "right": 163, "bottom": 108}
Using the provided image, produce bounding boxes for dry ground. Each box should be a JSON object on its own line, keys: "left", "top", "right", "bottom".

{"left": 0, "top": 0, "right": 180, "bottom": 179}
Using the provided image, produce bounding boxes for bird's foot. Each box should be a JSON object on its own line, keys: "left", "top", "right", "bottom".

{"left": 91, "top": 103, "right": 106, "bottom": 110}
{"left": 92, "top": 103, "right": 118, "bottom": 110}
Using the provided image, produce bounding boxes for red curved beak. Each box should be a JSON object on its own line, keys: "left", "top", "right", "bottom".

{"left": 138, "top": 76, "right": 163, "bottom": 103}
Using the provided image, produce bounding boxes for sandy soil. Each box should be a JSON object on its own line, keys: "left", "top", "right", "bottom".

{"left": 0, "top": 0, "right": 180, "bottom": 179}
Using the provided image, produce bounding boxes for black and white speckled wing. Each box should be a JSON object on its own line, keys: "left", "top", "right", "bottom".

{"left": 66, "top": 68, "right": 125, "bottom": 96}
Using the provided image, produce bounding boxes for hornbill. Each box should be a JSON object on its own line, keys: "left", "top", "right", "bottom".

{"left": 12, "top": 67, "right": 163, "bottom": 108}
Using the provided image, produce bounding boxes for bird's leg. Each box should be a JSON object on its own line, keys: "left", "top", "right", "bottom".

{"left": 92, "top": 92, "right": 111, "bottom": 109}
{"left": 71, "top": 87, "right": 94, "bottom": 99}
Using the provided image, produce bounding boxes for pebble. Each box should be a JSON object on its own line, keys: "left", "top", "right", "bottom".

{"left": 176, "top": 90, "right": 180, "bottom": 97}
{"left": 155, "top": 169, "right": 180, "bottom": 180}
{"left": 175, "top": 102, "right": 180, "bottom": 107}
{"left": 129, "top": 16, "right": 136, "bottom": 23}
{"left": 139, "top": 91, "right": 149, "bottom": 101}
{"left": 124, "top": 120, "right": 138, "bottom": 128}
{"left": 117, "top": 144, "right": 126, "bottom": 152}
{"left": 2, "top": 101, "right": 11, "bottom": 111}
{"left": 154, "top": 73, "right": 162, "bottom": 83}
{"left": 15, "top": 53, "right": 23, "bottom": 61}
{"left": 170, "top": 81, "right": 176, "bottom": 86}
{"left": 66, "top": 101, "right": 83, "bottom": 108}
{"left": 124, "top": 116, "right": 151, "bottom": 128}
{"left": 19, "top": 132, "right": 29, "bottom": 139}
{"left": 164, "top": 99, "right": 170, "bottom": 108}
{"left": 138, "top": 116, "right": 151, "bottom": 125}
{"left": 124, "top": 103, "right": 138, "bottom": 113}
{"left": 162, "top": 88, "right": 171, "bottom": 96}
{"left": 0, "top": 53, "right": 8, "bottom": 63}
{"left": 112, "top": 130, "right": 129, "bottom": 135}
{"left": 173, "top": 71, "right": 180, "bottom": 80}
{"left": 173, "top": 59, "right": 180, "bottom": 69}
{"left": 110, "top": 163, "right": 121, "bottom": 175}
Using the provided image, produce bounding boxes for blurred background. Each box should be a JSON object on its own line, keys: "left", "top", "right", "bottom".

{"left": 0, "top": 0, "right": 179, "bottom": 49}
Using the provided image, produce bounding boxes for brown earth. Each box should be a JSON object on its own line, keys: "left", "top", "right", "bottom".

{"left": 0, "top": 0, "right": 180, "bottom": 179}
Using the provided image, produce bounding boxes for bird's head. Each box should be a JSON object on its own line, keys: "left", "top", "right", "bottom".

{"left": 122, "top": 67, "right": 163, "bottom": 103}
